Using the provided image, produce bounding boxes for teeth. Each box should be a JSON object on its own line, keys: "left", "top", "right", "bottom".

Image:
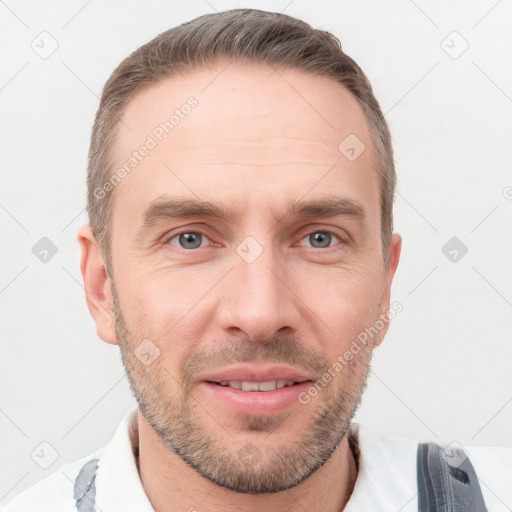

{"left": 218, "top": 380, "right": 297, "bottom": 391}
{"left": 241, "top": 381, "right": 259, "bottom": 391}
{"left": 258, "top": 381, "right": 277, "bottom": 391}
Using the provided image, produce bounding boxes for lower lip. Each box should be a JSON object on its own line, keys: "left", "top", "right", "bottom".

{"left": 200, "top": 381, "right": 312, "bottom": 416}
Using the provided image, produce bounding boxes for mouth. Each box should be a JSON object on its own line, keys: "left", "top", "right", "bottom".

{"left": 198, "top": 366, "right": 315, "bottom": 415}
{"left": 209, "top": 379, "right": 304, "bottom": 391}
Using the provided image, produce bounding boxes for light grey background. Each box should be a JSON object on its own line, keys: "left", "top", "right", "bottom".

{"left": 1, "top": 0, "right": 511, "bottom": 504}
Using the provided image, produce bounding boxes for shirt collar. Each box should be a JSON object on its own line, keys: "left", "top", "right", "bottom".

{"left": 94, "top": 407, "right": 154, "bottom": 512}
{"left": 343, "top": 422, "right": 417, "bottom": 511}
{"left": 93, "top": 408, "right": 417, "bottom": 512}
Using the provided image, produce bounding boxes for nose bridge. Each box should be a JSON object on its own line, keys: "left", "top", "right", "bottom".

{"left": 219, "top": 234, "right": 298, "bottom": 341}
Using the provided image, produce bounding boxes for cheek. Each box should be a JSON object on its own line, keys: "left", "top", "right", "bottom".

{"left": 303, "top": 267, "right": 383, "bottom": 351}
{"left": 115, "top": 269, "right": 203, "bottom": 333}
{"left": 116, "top": 274, "right": 208, "bottom": 365}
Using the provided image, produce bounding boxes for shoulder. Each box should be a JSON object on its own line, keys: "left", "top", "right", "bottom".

{"left": 1, "top": 450, "right": 105, "bottom": 512}
{"left": 2, "top": 408, "right": 140, "bottom": 512}
{"left": 346, "top": 423, "right": 512, "bottom": 512}
{"left": 464, "top": 443, "right": 512, "bottom": 510}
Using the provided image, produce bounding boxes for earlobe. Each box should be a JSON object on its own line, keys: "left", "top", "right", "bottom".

{"left": 77, "top": 225, "right": 118, "bottom": 345}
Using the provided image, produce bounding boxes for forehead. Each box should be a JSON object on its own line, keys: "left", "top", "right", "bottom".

{"left": 109, "top": 63, "right": 380, "bottom": 227}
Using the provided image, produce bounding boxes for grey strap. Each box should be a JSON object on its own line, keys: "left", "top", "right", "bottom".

{"left": 417, "top": 442, "right": 488, "bottom": 512}
{"left": 73, "top": 458, "right": 100, "bottom": 512}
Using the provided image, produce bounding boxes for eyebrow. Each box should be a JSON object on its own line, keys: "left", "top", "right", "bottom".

{"left": 142, "top": 195, "right": 366, "bottom": 228}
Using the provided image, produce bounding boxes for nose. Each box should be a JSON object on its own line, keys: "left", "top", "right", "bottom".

{"left": 217, "top": 241, "right": 301, "bottom": 342}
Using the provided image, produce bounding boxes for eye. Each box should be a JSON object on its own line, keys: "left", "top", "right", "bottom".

{"left": 298, "top": 230, "right": 342, "bottom": 249}
{"left": 168, "top": 231, "right": 210, "bottom": 250}
{"left": 163, "top": 229, "right": 344, "bottom": 252}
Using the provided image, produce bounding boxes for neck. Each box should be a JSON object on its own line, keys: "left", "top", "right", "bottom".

{"left": 136, "top": 410, "right": 359, "bottom": 512}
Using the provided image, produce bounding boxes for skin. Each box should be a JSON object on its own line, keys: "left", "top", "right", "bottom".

{"left": 78, "top": 63, "right": 401, "bottom": 512}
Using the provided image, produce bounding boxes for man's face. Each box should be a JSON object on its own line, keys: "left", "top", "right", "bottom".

{"left": 104, "top": 64, "right": 400, "bottom": 493}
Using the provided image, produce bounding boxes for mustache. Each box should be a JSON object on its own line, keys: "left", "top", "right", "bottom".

{"left": 182, "top": 336, "right": 330, "bottom": 385}
{"left": 112, "top": 283, "right": 329, "bottom": 379}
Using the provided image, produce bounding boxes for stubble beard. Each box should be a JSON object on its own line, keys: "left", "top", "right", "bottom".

{"left": 112, "top": 285, "right": 373, "bottom": 494}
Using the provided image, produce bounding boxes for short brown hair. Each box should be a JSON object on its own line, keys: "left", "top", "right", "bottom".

{"left": 87, "top": 9, "right": 395, "bottom": 269}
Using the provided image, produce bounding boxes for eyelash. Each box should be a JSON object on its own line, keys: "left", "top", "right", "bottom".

{"left": 162, "top": 228, "right": 345, "bottom": 252}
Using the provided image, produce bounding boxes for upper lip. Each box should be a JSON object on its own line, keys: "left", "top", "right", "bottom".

{"left": 199, "top": 364, "right": 316, "bottom": 383}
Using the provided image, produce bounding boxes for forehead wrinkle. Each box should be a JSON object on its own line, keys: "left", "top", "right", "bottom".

{"left": 144, "top": 138, "right": 348, "bottom": 163}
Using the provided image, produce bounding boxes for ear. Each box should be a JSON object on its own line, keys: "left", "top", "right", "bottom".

{"left": 77, "top": 225, "right": 118, "bottom": 345}
{"left": 374, "top": 233, "right": 402, "bottom": 347}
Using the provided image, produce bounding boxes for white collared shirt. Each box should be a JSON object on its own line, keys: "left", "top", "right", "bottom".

{"left": 3, "top": 407, "right": 511, "bottom": 511}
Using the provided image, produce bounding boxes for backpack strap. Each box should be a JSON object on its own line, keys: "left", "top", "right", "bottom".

{"left": 417, "top": 442, "right": 488, "bottom": 512}
{"left": 73, "top": 458, "right": 100, "bottom": 511}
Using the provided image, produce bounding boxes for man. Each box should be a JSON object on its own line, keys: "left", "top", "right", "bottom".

{"left": 3, "top": 8, "right": 510, "bottom": 512}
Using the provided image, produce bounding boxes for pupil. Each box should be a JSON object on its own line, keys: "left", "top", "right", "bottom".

{"left": 311, "top": 232, "right": 330, "bottom": 248}
{"left": 180, "top": 233, "right": 201, "bottom": 249}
